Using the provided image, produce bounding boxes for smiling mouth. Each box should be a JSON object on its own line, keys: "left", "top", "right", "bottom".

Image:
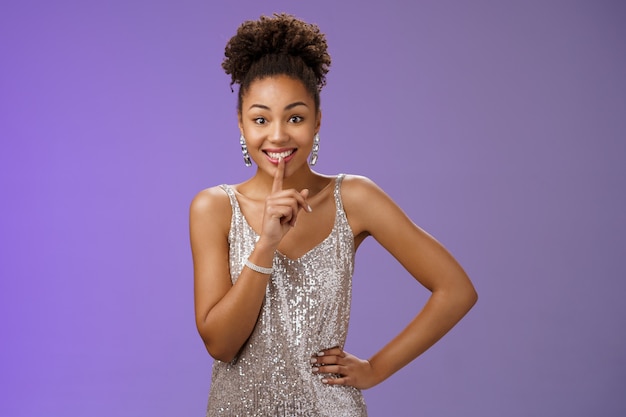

{"left": 264, "top": 149, "right": 296, "bottom": 160}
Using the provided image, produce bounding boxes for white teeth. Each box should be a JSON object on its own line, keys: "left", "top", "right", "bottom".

{"left": 266, "top": 150, "right": 294, "bottom": 159}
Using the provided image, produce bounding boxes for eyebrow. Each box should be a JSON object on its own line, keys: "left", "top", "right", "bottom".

{"left": 247, "top": 101, "right": 309, "bottom": 111}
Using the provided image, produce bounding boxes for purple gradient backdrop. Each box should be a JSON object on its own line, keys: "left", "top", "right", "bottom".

{"left": 1, "top": 1, "right": 625, "bottom": 416}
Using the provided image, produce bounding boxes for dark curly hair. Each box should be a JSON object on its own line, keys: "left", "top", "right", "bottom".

{"left": 222, "top": 13, "right": 331, "bottom": 112}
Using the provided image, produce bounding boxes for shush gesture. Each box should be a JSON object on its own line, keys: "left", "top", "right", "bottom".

{"left": 260, "top": 157, "right": 312, "bottom": 247}
{"left": 197, "top": 13, "right": 477, "bottom": 415}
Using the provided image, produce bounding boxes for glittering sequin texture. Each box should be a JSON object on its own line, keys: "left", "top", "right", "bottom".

{"left": 208, "top": 175, "right": 367, "bottom": 416}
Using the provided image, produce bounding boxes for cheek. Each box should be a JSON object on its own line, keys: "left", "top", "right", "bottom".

{"left": 240, "top": 123, "right": 261, "bottom": 140}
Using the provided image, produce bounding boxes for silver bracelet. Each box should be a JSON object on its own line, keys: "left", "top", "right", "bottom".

{"left": 245, "top": 259, "right": 273, "bottom": 275}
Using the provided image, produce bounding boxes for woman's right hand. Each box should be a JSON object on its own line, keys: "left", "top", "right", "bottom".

{"left": 260, "top": 157, "right": 311, "bottom": 247}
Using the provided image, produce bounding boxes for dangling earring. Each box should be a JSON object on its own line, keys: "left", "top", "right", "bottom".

{"left": 240, "top": 135, "right": 252, "bottom": 167}
{"left": 309, "top": 133, "right": 320, "bottom": 166}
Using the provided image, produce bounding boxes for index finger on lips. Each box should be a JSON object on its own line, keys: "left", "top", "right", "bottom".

{"left": 271, "top": 157, "right": 285, "bottom": 194}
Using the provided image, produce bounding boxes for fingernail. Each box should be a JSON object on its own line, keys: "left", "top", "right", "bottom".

{"left": 307, "top": 204, "right": 313, "bottom": 212}
{"left": 312, "top": 367, "right": 319, "bottom": 373}
{"left": 321, "top": 378, "right": 328, "bottom": 384}
{"left": 310, "top": 358, "right": 317, "bottom": 364}
{"left": 317, "top": 351, "right": 325, "bottom": 356}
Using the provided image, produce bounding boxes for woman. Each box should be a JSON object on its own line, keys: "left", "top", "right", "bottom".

{"left": 190, "top": 13, "right": 477, "bottom": 416}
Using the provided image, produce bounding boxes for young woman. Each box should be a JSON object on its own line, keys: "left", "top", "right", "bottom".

{"left": 190, "top": 13, "right": 477, "bottom": 416}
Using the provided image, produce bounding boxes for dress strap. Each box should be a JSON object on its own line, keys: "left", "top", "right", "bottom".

{"left": 219, "top": 184, "right": 237, "bottom": 208}
{"left": 219, "top": 184, "right": 242, "bottom": 232}
{"left": 334, "top": 174, "right": 346, "bottom": 212}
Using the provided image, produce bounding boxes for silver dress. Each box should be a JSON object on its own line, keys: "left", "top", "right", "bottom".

{"left": 207, "top": 174, "right": 367, "bottom": 416}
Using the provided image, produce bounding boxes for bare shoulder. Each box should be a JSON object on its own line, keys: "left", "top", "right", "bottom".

{"left": 340, "top": 174, "right": 406, "bottom": 237}
{"left": 340, "top": 174, "right": 400, "bottom": 211}
{"left": 189, "top": 186, "right": 232, "bottom": 236}
{"left": 340, "top": 174, "right": 386, "bottom": 202}
{"left": 190, "top": 185, "right": 229, "bottom": 212}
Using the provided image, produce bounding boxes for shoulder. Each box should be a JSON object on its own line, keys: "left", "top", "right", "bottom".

{"left": 340, "top": 174, "right": 389, "bottom": 205}
{"left": 190, "top": 185, "right": 230, "bottom": 213}
{"left": 339, "top": 174, "right": 404, "bottom": 236}
{"left": 189, "top": 186, "right": 232, "bottom": 234}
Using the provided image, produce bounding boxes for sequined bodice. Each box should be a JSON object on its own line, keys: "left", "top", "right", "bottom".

{"left": 207, "top": 174, "right": 367, "bottom": 417}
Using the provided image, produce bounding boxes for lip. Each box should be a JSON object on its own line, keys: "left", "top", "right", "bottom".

{"left": 263, "top": 148, "right": 298, "bottom": 164}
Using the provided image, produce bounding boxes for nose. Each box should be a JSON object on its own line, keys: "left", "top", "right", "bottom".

{"left": 268, "top": 121, "right": 288, "bottom": 144}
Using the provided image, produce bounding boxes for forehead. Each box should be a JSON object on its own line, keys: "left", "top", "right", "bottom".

{"left": 242, "top": 75, "right": 313, "bottom": 108}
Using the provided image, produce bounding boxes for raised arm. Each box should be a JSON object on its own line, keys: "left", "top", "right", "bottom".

{"left": 313, "top": 175, "right": 477, "bottom": 388}
{"left": 190, "top": 158, "right": 311, "bottom": 362}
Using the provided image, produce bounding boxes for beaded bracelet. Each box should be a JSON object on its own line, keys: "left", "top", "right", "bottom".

{"left": 245, "top": 259, "right": 273, "bottom": 275}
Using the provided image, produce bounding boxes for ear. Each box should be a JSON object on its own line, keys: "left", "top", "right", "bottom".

{"left": 315, "top": 110, "right": 322, "bottom": 133}
{"left": 237, "top": 112, "right": 244, "bottom": 136}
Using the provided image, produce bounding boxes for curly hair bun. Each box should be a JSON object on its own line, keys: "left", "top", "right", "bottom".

{"left": 222, "top": 13, "right": 331, "bottom": 91}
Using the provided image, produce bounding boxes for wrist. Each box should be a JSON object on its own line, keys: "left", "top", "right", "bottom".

{"left": 254, "top": 236, "right": 279, "bottom": 254}
{"left": 245, "top": 259, "right": 273, "bottom": 275}
{"left": 366, "top": 358, "right": 391, "bottom": 387}
{"left": 245, "top": 237, "right": 277, "bottom": 272}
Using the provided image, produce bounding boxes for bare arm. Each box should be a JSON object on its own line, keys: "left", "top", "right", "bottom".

{"left": 190, "top": 158, "right": 310, "bottom": 362}
{"left": 190, "top": 188, "right": 274, "bottom": 362}
{"left": 312, "top": 176, "right": 477, "bottom": 388}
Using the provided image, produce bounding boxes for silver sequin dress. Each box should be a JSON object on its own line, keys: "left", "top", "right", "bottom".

{"left": 207, "top": 174, "right": 367, "bottom": 417}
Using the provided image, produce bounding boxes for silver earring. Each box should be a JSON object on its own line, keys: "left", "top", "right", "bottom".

{"left": 240, "top": 135, "right": 252, "bottom": 167}
{"left": 310, "top": 133, "right": 320, "bottom": 166}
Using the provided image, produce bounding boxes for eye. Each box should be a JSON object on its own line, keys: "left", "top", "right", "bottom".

{"left": 289, "top": 115, "right": 303, "bottom": 123}
{"left": 254, "top": 117, "right": 267, "bottom": 125}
